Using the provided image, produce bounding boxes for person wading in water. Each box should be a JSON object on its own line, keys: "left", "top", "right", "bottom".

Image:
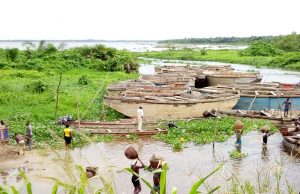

{"left": 131, "top": 157, "right": 145, "bottom": 194}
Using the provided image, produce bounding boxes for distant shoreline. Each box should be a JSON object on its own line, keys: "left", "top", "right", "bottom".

{"left": 0, "top": 40, "right": 159, "bottom": 42}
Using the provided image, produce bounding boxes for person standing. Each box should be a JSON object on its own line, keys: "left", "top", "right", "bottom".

{"left": 0, "top": 120, "right": 5, "bottom": 142}
{"left": 131, "top": 157, "right": 145, "bottom": 194}
{"left": 26, "top": 121, "right": 33, "bottom": 150}
{"left": 63, "top": 125, "right": 72, "bottom": 150}
{"left": 263, "top": 130, "right": 271, "bottom": 145}
{"left": 282, "top": 98, "right": 292, "bottom": 117}
{"left": 137, "top": 107, "right": 144, "bottom": 131}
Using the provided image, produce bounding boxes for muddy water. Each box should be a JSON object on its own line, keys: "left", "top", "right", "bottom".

{"left": 139, "top": 58, "right": 300, "bottom": 83}
{"left": 0, "top": 132, "right": 299, "bottom": 193}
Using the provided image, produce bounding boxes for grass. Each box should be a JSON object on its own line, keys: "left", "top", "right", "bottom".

{"left": 0, "top": 68, "right": 138, "bottom": 148}
{"left": 137, "top": 49, "right": 300, "bottom": 71}
{"left": 154, "top": 117, "right": 276, "bottom": 151}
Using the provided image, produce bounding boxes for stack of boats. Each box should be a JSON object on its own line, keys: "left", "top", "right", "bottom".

{"left": 105, "top": 64, "right": 265, "bottom": 120}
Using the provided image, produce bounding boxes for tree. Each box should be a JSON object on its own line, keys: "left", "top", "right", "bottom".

{"left": 6, "top": 48, "right": 19, "bottom": 62}
{"left": 272, "top": 32, "right": 300, "bottom": 52}
{"left": 239, "top": 41, "right": 282, "bottom": 56}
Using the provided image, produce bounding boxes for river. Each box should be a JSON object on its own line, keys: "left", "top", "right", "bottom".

{"left": 138, "top": 58, "right": 300, "bottom": 84}
{"left": 1, "top": 43, "right": 300, "bottom": 193}
{"left": 0, "top": 41, "right": 246, "bottom": 52}
{"left": 0, "top": 132, "right": 299, "bottom": 193}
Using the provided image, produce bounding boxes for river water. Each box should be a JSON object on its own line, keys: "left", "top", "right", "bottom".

{"left": 1, "top": 42, "right": 300, "bottom": 193}
{"left": 0, "top": 132, "right": 299, "bottom": 193}
{"left": 0, "top": 41, "right": 246, "bottom": 52}
{"left": 139, "top": 58, "right": 300, "bottom": 84}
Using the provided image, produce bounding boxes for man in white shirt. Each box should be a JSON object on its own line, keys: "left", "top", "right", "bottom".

{"left": 137, "top": 106, "right": 144, "bottom": 131}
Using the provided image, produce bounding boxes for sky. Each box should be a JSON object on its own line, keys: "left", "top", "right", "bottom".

{"left": 0, "top": 0, "right": 299, "bottom": 40}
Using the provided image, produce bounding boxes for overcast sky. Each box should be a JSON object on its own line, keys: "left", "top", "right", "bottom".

{"left": 1, "top": 0, "right": 299, "bottom": 40}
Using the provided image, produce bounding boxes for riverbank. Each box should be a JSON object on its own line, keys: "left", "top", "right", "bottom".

{"left": 137, "top": 49, "right": 300, "bottom": 71}
{"left": 0, "top": 68, "right": 137, "bottom": 148}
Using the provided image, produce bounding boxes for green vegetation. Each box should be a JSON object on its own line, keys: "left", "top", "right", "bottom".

{"left": 0, "top": 42, "right": 139, "bottom": 148}
{"left": 229, "top": 149, "right": 247, "bottom": 159}
{"left": 0, "top": 42, "right": 138, "bottom": 72}
{"left": 159, "top": 36, "right": 274, "bottom": 44}
{"left": 0, "top": 69, "right": 137, "bottom": 148}
{"left": 155, "top": 117, "right": 276, "bottom": 150}
{"left": 140, "top": 33, "right": 300, "bottom": 71}
{"left": 138, "top": 49, "right": 300, "bottom": 71}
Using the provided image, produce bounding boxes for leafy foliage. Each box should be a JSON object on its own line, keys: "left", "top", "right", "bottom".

{"left": 0, "top": 42, "right": 139, "bottom": 72}
{"left": 239, "top": 41, "right": 282, "bottom": 56}
{"left": 155, "top": 117, "right": 275, "bottom": 150}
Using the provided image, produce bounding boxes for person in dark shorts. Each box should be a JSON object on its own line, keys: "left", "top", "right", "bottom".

{"left": 263, "top": 131, "right": 271, "bottom": 145}
{"left": 131, "top": 157, "right": 145, "bottom": 194}
{"left": 282, "top": 98, "right": 292, "bottom": 117}
{"left": 63, "top": 125, "right": 72, "bottom": 150}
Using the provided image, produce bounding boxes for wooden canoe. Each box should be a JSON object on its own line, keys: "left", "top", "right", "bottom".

{"left": 89, "top": 129, "right": 168, "bottom": 136}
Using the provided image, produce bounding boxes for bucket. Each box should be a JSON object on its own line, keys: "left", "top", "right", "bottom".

{"left": 260, "top": 125, "right": 270, "bottom": 133}
{"left": 280, "top": 127, "right": 288, "bottom": 136}
{"left": 234, "top": 120, "right": 244, "bottom": 131}
{"left": 124, "top": 146, "right": 138, "bottom": 159}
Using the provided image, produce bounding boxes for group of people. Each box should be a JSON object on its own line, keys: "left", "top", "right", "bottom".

{"left": 0, "top": 120, "right": 33, "bottom": 154}
{"left": 129, "top": 154, "right": 164, "bottom": 194}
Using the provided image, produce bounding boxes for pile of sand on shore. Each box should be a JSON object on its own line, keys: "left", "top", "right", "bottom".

{"left": 0, "top": 145, "right": 19, "bottom": 162}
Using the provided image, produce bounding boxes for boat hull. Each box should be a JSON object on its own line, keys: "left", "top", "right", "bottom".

{"left": 234, "top": 97, "right": 300, "bottom": 110}
{"left": 207, "top": 76, "right": 262, "bottom": 86}
{"left": 105, "top": 96, "right": 239, "bottom": 120}
{"left": 283, "top": 138, "right": 300, "bottom": 153}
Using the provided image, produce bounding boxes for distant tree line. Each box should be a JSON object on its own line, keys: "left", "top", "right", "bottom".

{"left": 159, "top": 36, "right": 274, "bottom": 44}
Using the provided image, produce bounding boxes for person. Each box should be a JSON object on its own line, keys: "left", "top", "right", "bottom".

{"left": 186, "top": 83, "right": 191, "bottom": 94}
{"left": 282, "top": 98, "right": 292, "bottom": 117}
{"left": 294, "top": 117, "right": 300, "bottom": 131}
{"left": 235, "top": 128, "right": 243, "bottom": 146}
{"left": 3, "top": 123, "right": 10, "bottom": 143}
{"left": 14, "top": 133, "right": 25, "bottom": 155}
{"left": 0, "top": 120, "right": 4, "bottom": 143}
{"left": 149, "top": 154, "right": 163, "bottom": 193}
{"left": 263, "top": 130, "right": 271, "bottom": 145}
{"left": 26, "top": 121, "right": 33, "bottom": 150}
{"left": 63, "top": 125, "right": 72, "bottom": 150}
{"left": 131, "top": 157, "right": 145, "bottom": 194}
{"left": 137, "top": 107, "right": 144, "bottom": 131}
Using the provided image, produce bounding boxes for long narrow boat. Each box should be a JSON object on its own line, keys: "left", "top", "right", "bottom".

{"left": 105, "top": 92, "right": 239, "bottom": 120}
{"left": 280, "top": 129, "right": 300, "bottom": 153}
{"left": 197, "top": 83, "right": 300, "bottom": 110}
{"left": 206, "top": 72, "right": 262, "bottom": 86}
{"left": 89, "top": 129, "right": 168, "bottom": 136}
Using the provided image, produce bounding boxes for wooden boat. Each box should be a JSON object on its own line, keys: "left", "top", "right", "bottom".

{"left": 206, "top": 72, "right": 262, "bottom": 86}
{"left": 197, "top": 83, "right": 300, "bottom": 110}
{"left": 281, "top": 129, "right": 300, "bottom": 153}
{"left": 89, "top": 129, "right": 168, "bottom": 136}
{"left": 105, "top": 92, "right": 240, "bottom": 120}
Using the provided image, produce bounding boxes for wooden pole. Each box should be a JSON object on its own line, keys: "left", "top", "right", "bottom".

{"left": 55, "top": 73, "right": 63, "bottom": 122}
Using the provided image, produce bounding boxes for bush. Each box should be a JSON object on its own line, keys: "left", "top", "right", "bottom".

{"left": 240, "top": 41, "right": 282, "bottom": 56}
{"left": 26, "top": 80, "right": 48, "bottom": 93}
{"left": 6, "top": 48, "right": 19, "bottom": 62}
{"left": 78, "top": 75, "right": 90, "bottom": 85}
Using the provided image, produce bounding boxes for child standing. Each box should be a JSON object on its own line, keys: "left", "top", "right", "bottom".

{"left": 131, "top": 157, "right": 145, "bottom": 194}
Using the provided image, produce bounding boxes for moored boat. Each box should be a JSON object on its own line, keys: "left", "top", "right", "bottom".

{"left": 197, "top": 83, "right": 300, "bottom": 110}
{"left": 206, "top": 72, "right": 262, "bottom": 86}
{"left": 105, "top": 92, "right": 240, "bottom": 120}
{"left": 281, "top": 129, "right": 300, "bottom": 153}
